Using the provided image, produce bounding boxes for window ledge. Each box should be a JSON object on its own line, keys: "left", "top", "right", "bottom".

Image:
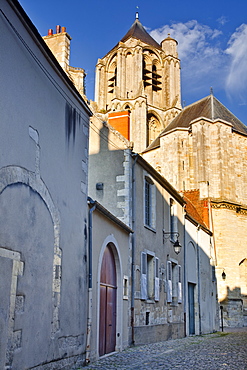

{"left": 144, "top": 225, "right": 156, "bottom": 233}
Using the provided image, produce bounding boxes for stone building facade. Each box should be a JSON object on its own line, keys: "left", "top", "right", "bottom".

{"left": 143, "top": 95, "right": 247, "bottom": 327}
{"left": 88, "top": 113, "right": 186, "bottom": 348}
{"left": 92, "top": 14, "right": 246, "bottom": 328}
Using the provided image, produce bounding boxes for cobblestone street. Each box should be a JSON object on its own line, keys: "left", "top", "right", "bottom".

{"left": 83, "top": 328, "right": 247, "bottom": 370}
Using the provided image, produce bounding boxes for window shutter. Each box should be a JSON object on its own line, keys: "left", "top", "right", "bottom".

{"left": 155, "top": 257, "right": 159, "bottom": 301}
{"left": 178, "top": 265, "right": 182, "bottom": 303}
{"left": 167, "top": 261, "right": 172, "bottom": 303}
{"left": 141, "top": 252, "right": 147, "bottom": 300}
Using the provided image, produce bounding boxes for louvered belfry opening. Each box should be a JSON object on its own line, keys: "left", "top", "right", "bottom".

{"left": 142, "top": 58, "right": 162, "bottom": 91}
{"left": 151, "top": 64, "right": 162, "bottom": 91}
{"left": 108, "top": 67, "right": 117, "bottom": 94}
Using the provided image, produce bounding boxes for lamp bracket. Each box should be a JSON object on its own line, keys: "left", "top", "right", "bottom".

{"left": 163, "top": 230, "right": 180, "bottom": 241}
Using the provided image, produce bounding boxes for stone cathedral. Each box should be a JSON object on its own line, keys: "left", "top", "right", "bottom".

{"left": 44, "top": 14, "right": 247, "bottom": 327}
{"left": 93, "top": 14, "right": 247, "bottom": 327}
{"left": 94, "top": 13, "right": 182, "bottom": 153}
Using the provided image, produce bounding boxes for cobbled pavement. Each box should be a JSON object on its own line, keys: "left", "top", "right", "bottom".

{"left": 82, "top": 328, "right": 247, "bottom": 370}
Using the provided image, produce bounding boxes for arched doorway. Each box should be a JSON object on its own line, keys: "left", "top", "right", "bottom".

{"left": 99, "top": 244, "right": 117, "bottom": 356}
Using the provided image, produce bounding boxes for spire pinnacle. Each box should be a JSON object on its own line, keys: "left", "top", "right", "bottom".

{"left": 136, "top": 6, "right": 139, "bottom": 19}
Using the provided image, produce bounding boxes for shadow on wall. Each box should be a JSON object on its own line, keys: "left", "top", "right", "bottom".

{"left": 220, "top": 287, "right": 247, "bottom": 327}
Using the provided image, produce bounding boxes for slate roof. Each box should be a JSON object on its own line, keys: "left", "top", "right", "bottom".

{"left": 120, "top": 18, "right": 162, "bottom": 49}
{"left": 105, "top": 18, "right": 162, "bottom": 58}
{"left": 144, "top": 95, "right": 247, "bottom": 152}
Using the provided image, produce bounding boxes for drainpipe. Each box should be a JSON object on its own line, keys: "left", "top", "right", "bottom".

{"left": 85, "top": 197, "right": 96, "bottom": 364}
{"left": 131, "top": 153, "right": 138, "bottom": 345}
{"left": 196, "top": 225, "right": 202, "bottom": 335}
{"left": 183, "top": 207, "right": 187, "bottom": 337}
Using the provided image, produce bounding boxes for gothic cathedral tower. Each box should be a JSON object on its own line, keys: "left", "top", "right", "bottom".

{"left": 94, "top": 13, "right": 182, "bottom": 152}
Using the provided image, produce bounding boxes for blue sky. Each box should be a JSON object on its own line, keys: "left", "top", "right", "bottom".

{"left": 19, "top": 0, "right": 247, "bottom": 124}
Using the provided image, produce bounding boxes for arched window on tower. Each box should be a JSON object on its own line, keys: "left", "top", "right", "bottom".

{"left": 147, "top": 113, "right": 161, "bottom": 145}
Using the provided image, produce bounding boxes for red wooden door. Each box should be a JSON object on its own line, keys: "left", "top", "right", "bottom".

{"left": 99, "top": 245, "right": 117, "bottom": 356}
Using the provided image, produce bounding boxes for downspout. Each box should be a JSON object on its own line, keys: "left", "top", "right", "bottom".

{"left": 183, "top": 206, "right": 187, "bottom": 337}
{"left": 85, "top": 197, "right": 96, "bottom": 364}
{"left": 131, "top": 153, "right": 138, "bottom": 345}
{"left": 196, "top": 225, "right": 202, "bottom": 335}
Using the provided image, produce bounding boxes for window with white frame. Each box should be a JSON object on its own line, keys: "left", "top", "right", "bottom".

{"left": 144, "top": 175, "right": 156, "bottom": 229}
{"left": 167, "top": 260, "right": 182, "bottom": 304}
{"left": 141, "top": 251, "right": 159, "bottom": 301}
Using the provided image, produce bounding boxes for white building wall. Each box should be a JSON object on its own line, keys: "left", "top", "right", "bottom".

{"left": 0, "top": 2, "right": 91, "bottom": 368}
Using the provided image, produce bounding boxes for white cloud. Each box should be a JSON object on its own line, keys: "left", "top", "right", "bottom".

{"left": 150, "top": 21, "right": 225, "bottom": 95}
{"left": 225, "top": 24, "right": 247, "bottom": 104}
{"left": 149, "top": 20, "right": 247, "bottom": 107}
{"left": 217, "top": 16, "right": 228, "bottom": 27}
{"left": 150, "top": 20, "right": 221, "bottom": 60}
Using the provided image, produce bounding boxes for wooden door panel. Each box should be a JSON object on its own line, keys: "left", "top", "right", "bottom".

{"left": 188, "top": 283, "right": 195, "bottom": 335}
{"left": 99, "top": 285, "right": 106, "bottom": 356}
{"left": 105, "top": 286, "right": 116, "bottom": 354}
{"left": 99, "top": 245, "right": 117, "bottom": 356}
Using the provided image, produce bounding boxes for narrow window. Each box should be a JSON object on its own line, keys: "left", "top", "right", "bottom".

{"left": 172, "top": 263, "right": 178, "bottom": 300}
{"left": 141, "top": 251, "right": 157, "bottom": 301}
{"left": 167, "top": 261, "right": 172, "bottom": 303}
{"left": 155, "top": 257, "right": 160, "bottom": 301}
{"left": 145, "top": 312, "right": 150, "bottom": 325}
{"left": 147, "top": 254, "right": 155, "bottom": 299}
{"left": 170, "top": 199, "right": 177, "bottom": 241}
{"left": 178, "top": 265, "right": 182, "bottom": 303}
{"left": 123, "top": 276, "right": 128, "bottom": 300}
{"left": 141, "top": 252, "right": 147, "bottom": 300}
{"left": 144, "top": 176, "right": 155, "bottom": 228}
{"left": 145, "top": 179, "right": 151, "bottom": 226}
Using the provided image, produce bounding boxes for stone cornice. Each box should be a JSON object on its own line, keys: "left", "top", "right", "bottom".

{"left": 211, "top": 200, "right": 247, "bottom": 214}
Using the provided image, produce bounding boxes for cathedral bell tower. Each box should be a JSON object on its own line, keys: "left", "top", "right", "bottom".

{"left": 94, "top": 14, "right": 182, "bottom": 152}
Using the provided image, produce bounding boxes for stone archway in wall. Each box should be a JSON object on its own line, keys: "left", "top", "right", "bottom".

{"left": 0, "top": 166, "right": 61, "bottom": 368}
{"left": 98, "top": 237, "right": 122, "bottom": 357}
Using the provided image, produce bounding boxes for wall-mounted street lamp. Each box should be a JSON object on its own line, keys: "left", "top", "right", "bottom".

{"left": 163, "top": 231, "right": 182, "bottom": 254}
{"left": 222, "top": 270, "right": 226, "bottom": 280}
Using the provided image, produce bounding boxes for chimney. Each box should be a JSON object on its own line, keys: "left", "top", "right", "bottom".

{"left": 108, "top": 111, "right": 130, "bottom": 140}
{"left": 43, "top": 26, "right": 71, "bottom": 71}
{"left": 56, "top": 25, "right": 61, "bottom": 34}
